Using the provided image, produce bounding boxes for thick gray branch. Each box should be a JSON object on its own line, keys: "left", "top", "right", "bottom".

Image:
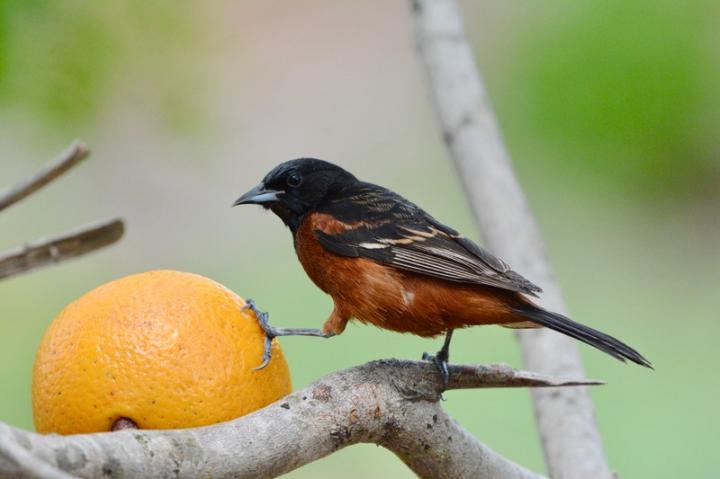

{"left": 409, "top": 0, "right": 612, "bottom": 477}
{"left": 0, "top": 218, "right": 125, "bottom": 280}
{"left": 0, "top": 360, "right": 602, "bottom": 479}
{"left": 0, "top": 141, "right": 88, "bottom": 212}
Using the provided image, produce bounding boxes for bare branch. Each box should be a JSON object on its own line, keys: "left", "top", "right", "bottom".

{"left": 0, "top": 141, "right": 89, "bottom": 213}
{"left": 0, "top": 438, "right": 76, "bottom": 479}
{"left": 409, "top": 0, "right": 613, "bottom": 477}
{"left": 445, "top": 362, "right": 603, "bottom": 392}
{"left": 0, "top": 360, "right": 602, "bottom": 478}
{"left": 0, "top": 218, "right": 125, "bottom": 280}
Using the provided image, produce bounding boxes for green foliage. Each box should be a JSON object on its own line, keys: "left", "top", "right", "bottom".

{"left": 508, "top": 0, "right": 718, "bottom": 195}
{"left": 0, "top": 0, "right": 206, "bottom": 133}
{"left": 0, "top": 2, "right": 112, "bottom": 123}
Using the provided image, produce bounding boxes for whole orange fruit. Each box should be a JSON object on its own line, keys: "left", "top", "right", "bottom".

{"left": 32, "top": 270, "right": 291, "bottom": 434}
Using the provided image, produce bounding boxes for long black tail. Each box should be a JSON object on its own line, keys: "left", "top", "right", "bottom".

{"left": 514, "top": 305, "right": 652, "bottom": 368}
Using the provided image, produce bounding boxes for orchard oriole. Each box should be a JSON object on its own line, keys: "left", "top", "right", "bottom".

{"left": 234, "top": 159, "right": 651, "bottom": 381}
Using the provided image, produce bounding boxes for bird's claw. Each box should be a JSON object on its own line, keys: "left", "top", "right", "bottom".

{"left": 254, "top": 335, "right": 273, "bottom": 371}
{"left": 422, "top": 351, "right": 450, "bottom": 392}
{"left": 243, "top": 299, "right": 275, "bottom": 371}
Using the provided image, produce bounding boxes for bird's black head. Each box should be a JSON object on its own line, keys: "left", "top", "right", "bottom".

{"left": 233, "top": 158, "right": 357, "bottom": 231}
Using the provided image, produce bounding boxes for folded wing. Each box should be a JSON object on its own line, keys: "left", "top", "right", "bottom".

{"left": 315, "top": 185, "right": 541, "bottom": 296}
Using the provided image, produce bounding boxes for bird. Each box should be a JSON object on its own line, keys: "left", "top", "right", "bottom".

{"left": 233, "top": 158, "right": 652, "bottom": 382}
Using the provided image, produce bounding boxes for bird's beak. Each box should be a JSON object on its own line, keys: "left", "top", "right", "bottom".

{"left": 232, "top": 184, "right": 284, "bottom": 206}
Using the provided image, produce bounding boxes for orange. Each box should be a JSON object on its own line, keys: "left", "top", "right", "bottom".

{"left": 32, "top": 270, "right": 291, "bottom": 434}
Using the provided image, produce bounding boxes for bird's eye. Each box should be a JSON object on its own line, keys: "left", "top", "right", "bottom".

{"left": 286, "top": 173, "right": 303, "bottom": 188}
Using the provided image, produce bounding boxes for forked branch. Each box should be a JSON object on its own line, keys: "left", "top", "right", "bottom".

{"left": 0, "top": 360, "right": 602, "bottom": 479}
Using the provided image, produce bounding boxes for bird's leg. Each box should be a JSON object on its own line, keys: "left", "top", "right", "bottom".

{"left": 422, "top": 329, "right": 454, "bottom": 389}
{"left": 244, "top": 299, "right": 335, "bottom": 371}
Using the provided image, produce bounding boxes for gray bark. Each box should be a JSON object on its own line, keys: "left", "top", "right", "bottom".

{"left": 0, "top": 142, "right": 124, "bottom": 280}
{"left": 0, "top": 360, "right": 602, "bottom": 478}
{"left": 0, "top": 141, "right": 88, "bottom": 212}
{"left": 409, "top": 0, "right": 613, "bottom": 477}
{"left": 0, "top": 218, "right": 125, "bottom": 280}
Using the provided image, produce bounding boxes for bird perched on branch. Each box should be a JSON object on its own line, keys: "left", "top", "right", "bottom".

{"left": 234, "top": 159, "right": 651, "bottom": 383}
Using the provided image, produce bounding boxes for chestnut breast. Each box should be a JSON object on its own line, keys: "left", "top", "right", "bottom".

{"left": 293, "top": 213, "right": 519, "bottom": 336}
{"left": 294, "top": 213, "right": 399, "bottom": 299}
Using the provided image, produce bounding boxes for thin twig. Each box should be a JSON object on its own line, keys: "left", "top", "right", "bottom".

{"left": 409, "top": 1, "right": 613, "bottom": 477}
{"left": 0, "top": 218, "right": 125, "bottom": 280}
{"left": 0, "top": 359, "right": 602, "bottom": 478}
{"left": 0, "top": 141, "right": 89, "bottom": 212}
{"left": 443, "top": 362, "right": 604, "bottom": 391}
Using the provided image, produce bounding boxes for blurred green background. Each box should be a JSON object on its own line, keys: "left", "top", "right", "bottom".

{"left": 1, "top": 1, "right": 718, "bottom": 477}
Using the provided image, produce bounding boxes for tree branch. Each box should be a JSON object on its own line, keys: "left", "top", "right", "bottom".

{"left": 0, "top": 141, "right": 89, "bottom": 213}
{"left": 0, "top": 437, "right": 76, "bottom": 479}
{"left": 409, "top": 1, "right": 613, "bottom": 477}
{"left": 0, "top": 360, "right": 602, "bottom": 479}
{"left": 0, "top": 218, "right": 125, "bottom": 280}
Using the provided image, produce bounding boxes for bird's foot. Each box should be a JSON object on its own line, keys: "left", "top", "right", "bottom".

{"left": 243, "top": 299, "right": 277, "bottom": 370}
{"left": 244, "top": 299, "right": 280, "bottom": 337}
{"left": 244, "top": 299, "right": 335, "bottom": 371}
{"left": 422, "top": 349, "right": 450, "bottom": 392}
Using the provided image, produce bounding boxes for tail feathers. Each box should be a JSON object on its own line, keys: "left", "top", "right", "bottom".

{"left": 514, "top": 306, "right": 653, "bottom": 369}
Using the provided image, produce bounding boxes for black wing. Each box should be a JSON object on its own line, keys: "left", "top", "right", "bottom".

{"left": 315, "top": 183, "right": 542, "bottom": 296}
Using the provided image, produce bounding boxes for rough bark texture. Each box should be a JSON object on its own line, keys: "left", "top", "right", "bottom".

{"left": 409, "top": 1, "right": 613, "bottom": 477}
{"left": 0, "top": 360, "right": 602, "bottom": 479}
